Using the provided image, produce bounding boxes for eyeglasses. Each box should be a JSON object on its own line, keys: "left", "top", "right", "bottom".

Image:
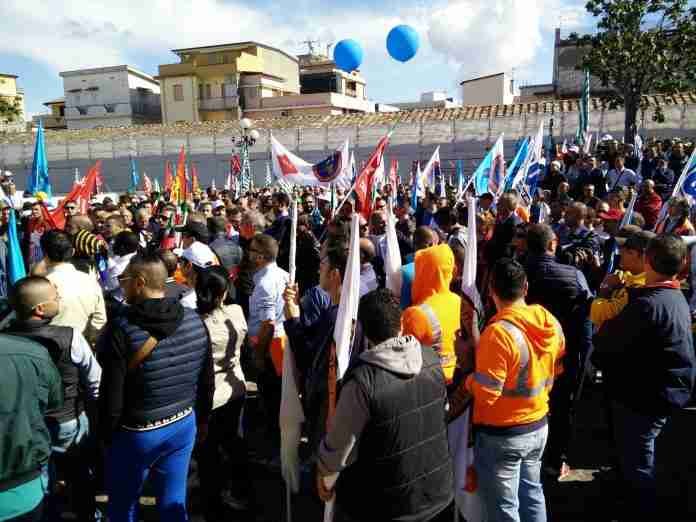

{"left": 65, "top": 206, "right": 77, "bottom": 211}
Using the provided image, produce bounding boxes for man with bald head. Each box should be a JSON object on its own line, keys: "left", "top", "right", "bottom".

{"left": 6, "top": 276, "right": 101, "bottom": 521}
{"left": 636, "top": 179, "right": 663, "bottom": 230}
{"left": 96, "top": 252, "right": 213, "bottom": 521}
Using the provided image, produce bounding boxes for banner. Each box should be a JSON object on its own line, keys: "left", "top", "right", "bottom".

{"left": 271, "top": 135, "right": 351, "bottom": 187}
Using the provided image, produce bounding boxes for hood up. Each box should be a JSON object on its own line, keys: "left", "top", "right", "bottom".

{"left": 411, "top": 244, "right": 454, "bottom": 305}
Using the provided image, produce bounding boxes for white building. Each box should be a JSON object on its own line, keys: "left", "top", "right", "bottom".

{"left": 390, "top": 91, "right": 460, "bottom": 111}
{"left": 60, "top": 65, "right": 161, "bottom": 130}
{"left": 460, "top": 72, "right": 517, "bottom": 106}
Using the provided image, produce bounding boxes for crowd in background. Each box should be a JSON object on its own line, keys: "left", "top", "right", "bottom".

{"left": 0, "top": 133, "right": 695, "bottom": 522}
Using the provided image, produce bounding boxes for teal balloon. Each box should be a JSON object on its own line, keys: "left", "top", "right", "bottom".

{"left": 333, "top": 39, "right": 364, "bottom": 72}
{"left": 387, "top": 25, "right": 420, "bottom": 62}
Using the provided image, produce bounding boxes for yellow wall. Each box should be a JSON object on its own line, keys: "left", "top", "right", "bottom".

{"left": 160, "top": 76, "right": 199, "bottom": 124}
{"left": 0, "top": 76, "right": 18, "bottom": 97}
{"left": 260, "top": 48, "right": 299, "bottom": 94}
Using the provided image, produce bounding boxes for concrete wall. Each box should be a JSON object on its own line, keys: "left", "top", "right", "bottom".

{"left": 2, "top": 102, "right": 695, "bottom": 195}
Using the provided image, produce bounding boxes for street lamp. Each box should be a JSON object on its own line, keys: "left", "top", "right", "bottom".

{"left": 233, "top": 118, "right": 258, "bottom": 194}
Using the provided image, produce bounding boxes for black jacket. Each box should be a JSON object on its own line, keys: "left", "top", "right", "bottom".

{"left": 594, "top": 284, "right": 696, "bottom": 416}
{"left": 336, "top": 346, "right": 453, "bottom": 522}
{"left": 526, "top": 254, "right": 593, "bottom": 376}
{"left": 97, "top": 298, "right": 214, "bottom": 442}
{"left": 485, "top": 213, "right": 522, "bottom": 266}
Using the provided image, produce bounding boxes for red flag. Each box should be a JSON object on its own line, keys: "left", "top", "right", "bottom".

{"left": 230, "top": 155, "right": 242, "bottom": 175}
{"left": 191, "top": 163, "right": 200, "bottom": 194}
{"left": 389, "top": 159, "right": 399, "bottom": 192}
{"left": 48, "top": 161, "right": 101, "bottom": 229}
{"left": 354, "top": 136, "right": 389, "bottom": 219}
{"left": 164, "top": 160, "right": 173, "bottom": 192}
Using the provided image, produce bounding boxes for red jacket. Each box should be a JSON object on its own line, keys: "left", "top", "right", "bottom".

{"left": 635, "top": 192, "right": 663, "bottom": 229}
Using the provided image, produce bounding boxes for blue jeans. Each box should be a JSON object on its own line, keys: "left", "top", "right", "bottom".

{"left": 43, "top": 412, "right": 98, "bottom": 521}
{"left": 610, "top": 401, "right": 667, "bottom": 520}
{"left": 474, "top": 424, "right": 548, "bottom": 522}
{"left": 106, "top": 411, "right": 196, "bottom": 522}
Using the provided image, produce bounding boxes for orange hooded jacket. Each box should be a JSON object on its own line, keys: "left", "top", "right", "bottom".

{"left": 465, "top": 304, "right": 565, "bottom": 427}
{"left": 402, "top": 244, "right": 461, "bottom": 383}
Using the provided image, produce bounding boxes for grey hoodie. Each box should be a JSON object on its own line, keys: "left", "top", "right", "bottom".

{"left": 317, "top": 335, "right": 423, "bottom": 481}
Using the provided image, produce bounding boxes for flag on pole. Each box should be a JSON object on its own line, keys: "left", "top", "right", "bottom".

{"left": 171, "top": 147, "right": 187, "bottom": 206}
{"left": 7, "top": 207, "right": 26, "bottom": 285}
{"left": 655, "top": 146, "right": 696, "bottom": 229}
{"left": 354, "top": 136, "right": 389, "bottom": 219}
{"left": 153, "top": 177, "right": 161, "bottom": 194}
{"left": 271, "top": 136, "right": 351, "bottom": 187}
{"left": 211, "top": 177, "right": 217, "bottom": 192}
{"left": 472, "top": 134, "right": 505, "bottom": 196}
{"left": 619, "top": 190, "right": 638, "bottom": 229}
{"left": 190, "top": 162, "right": 201, "bottom": 194}
{"left": 164, "top": 160, "right": 173, "bottom": 192}
{"left": 420, "top": 146, "right": 441, "bottom": 191}
{"left": 280, "top": 201, "right": 304, "bottom": 498}
{"left": 504, "top": 137, "right": 530, "bottom": 191}
{"left": 27, "top": 121, "right": 52, "bottom": 198}
{"left": 577, "top": 70, "right": 590, "bottom": 145}
{"left": 582, "top": 132, "right": 594, "bottom": 155}
{"left": 264, "top": 161, "right": 271, "bottom": 187}
{"left": 456, "top": 160, "right": 465, "bottom": 199}
{"left": 384, "top": 208, "right": 402, "bottom": 297}
{"left": 143, "top": 173, "right": 153, "bottom": 195}
{"left": 128, "top": 157, "right": 139, "bottom": 194}
{"left": 224, "top": 171, "right": 232, "bottom": 191}
{"left": 561, "top": 139, "right": 568, "bottom": 155}
{"left": 73, "top": 168, "right": 80, "bottom": 186}
{"left": 230, "top": 155, "right": 242, "bottom": 175}
{"left": 411, "top": 161, "right": 422, "bottom": 210}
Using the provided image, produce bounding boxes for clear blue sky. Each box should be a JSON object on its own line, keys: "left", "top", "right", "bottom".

{"left": 2, "top": 0, "right": 595, "bottom": 117}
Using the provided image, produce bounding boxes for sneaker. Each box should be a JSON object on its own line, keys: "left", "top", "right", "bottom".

{"left": 543, "top": 462, "right": 571, "bottom": 481}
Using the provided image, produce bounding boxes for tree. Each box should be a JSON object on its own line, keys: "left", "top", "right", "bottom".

{"left": 0, "top": 96, "right": 21, "bottom": 125}
{"left": 569, "top": 0, "right": 696, "bottom": 144}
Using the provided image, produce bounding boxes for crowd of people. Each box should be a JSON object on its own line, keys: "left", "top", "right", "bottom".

{"left": 0, "top": 134, "right": 695, "bottom": 522}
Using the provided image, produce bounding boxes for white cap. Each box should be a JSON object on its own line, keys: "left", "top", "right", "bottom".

{"left": 212, "top": 200, "right": 225, "bottom": 209}
{"left": 181, "top": 241, "right": 217, "bottom": 268}
{"left": 551, "top": 160, "right": 562, "bottom": 170}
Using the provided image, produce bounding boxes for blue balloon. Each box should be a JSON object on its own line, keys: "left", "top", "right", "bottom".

{"left": 387, "top": 25, "right": 420, "bottom": 62}
{"left": 333, "top": 39, "right": 363, "bottom": 72}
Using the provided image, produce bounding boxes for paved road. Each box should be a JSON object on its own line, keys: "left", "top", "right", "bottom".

{"left": 61, "top": 382, "right": 696, "bottom": 521}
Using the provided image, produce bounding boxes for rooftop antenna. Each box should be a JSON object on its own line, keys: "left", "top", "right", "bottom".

{"left": 326, "top": 41, "right": 334, "bottom": 57}
{"left": 302, "top": 38, "right": 320, "bottom": 55}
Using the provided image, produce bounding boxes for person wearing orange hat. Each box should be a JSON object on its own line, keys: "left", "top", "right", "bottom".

{"left": 464, "top": 259, "right": 565, "bottom": 522}
{"left": 402, "top": 243, "right": 461, "bottom": 385}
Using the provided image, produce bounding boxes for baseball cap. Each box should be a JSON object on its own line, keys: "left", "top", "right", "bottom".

{"left": 597, "top": 209, "right": 624, "bottom": 221}
{"left": 176, "top": 221, "right": 209, "bottom": 242}
{"left": 616, "top": 228, "right": 656, "bottom": 251}
{"left": 181, "top": 241, "right": 218, "bottom": 268}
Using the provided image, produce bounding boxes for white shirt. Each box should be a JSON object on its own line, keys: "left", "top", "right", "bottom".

{"left": 46, "top": 262, "right": 107, "bottom": 344}
{"left": 360, "top": 264, "right": 379, "bottom": 297}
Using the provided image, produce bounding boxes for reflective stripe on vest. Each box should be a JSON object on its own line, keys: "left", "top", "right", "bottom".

{"left": 496, "top": 320, "right": 553, "bottom": 397}
{"left": 418, "top": 304, "right": 442, "bottom": 351}
{"left": 418, "top": 303, "right": 456, "bottom": 368}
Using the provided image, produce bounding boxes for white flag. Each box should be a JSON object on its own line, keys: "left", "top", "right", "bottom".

{"left": 279, "top": 201, "right": 305, "bottom": 495}
{"left": 271, "top": 135, "right": 351, "bottom": 187}
{"left": 384, "top": 208, "right": 402, "bottom": 298}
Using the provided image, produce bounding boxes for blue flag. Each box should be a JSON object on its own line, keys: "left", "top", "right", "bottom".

{"left": 129, "top": 157, "right": 140, "bottom": 194}
{"left": 472, "top": 153, "right": 492, "bottom": 196}
{"left": 27, "top": 121, "right": 52, "bottom": 198}
{"left": 504, "top": 138, "right": 530, "bottom": 191}
{"left": 7, "top": 208, "right": 26, "bottom": 285}
{"left": 456, "top": 160, "right": 464, "bottom": 196}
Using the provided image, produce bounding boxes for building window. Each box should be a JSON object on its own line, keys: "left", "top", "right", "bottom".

{"left": 198, "top": 84, "right": 204, "bottom": 100}
{"left": 173, "top": 84, "right": 184, "bottom": 101}
{"left": 59, "top": 106, "right": 65, "bottom": 117}
{"left": 104, "top": 104, "right": 116, "bottom": 113}
{"left": 205, "top": 84, "right": 212, "bottom": 99}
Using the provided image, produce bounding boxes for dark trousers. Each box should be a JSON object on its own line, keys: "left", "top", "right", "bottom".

{"left": 545, "top": 353, "right": 578, "bottom": 469}
{"left": 197, "top": 397, "right": 251, "bottom": 512}
{"left": 257, "top": 364, "right": 281, "bottom": 447}
{"left": 611, "top": 400, "right": 667, "bottom": 521}
{"left": 7, "top": 500, "right": 44, "bottom": 522}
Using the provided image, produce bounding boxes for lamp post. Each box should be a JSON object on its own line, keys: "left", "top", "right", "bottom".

{"left": 233, "top": 118, "right": 260, "bottom": 194}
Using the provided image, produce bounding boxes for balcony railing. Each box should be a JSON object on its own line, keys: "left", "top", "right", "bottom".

{"left": 199, "top": 96, "right": 239, "bottom": 111}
